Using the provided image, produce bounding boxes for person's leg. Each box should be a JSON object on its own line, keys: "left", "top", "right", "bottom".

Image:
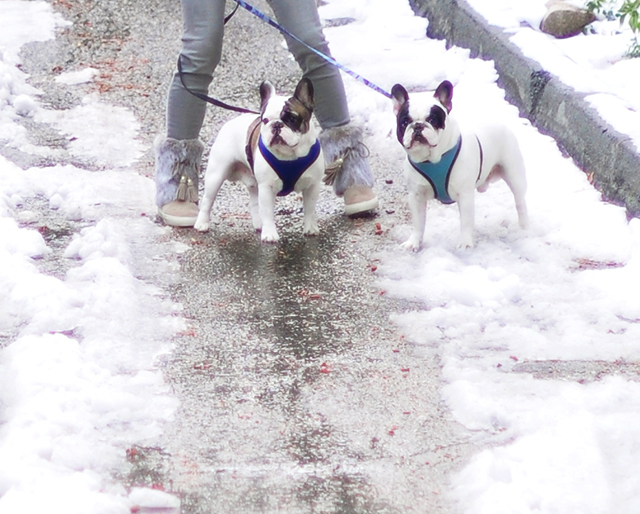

{"left": 155, "top": 0, "right": 226, "bottom": 226}
{"left": 268, "top": 0, "right": 378, "bottom": 215}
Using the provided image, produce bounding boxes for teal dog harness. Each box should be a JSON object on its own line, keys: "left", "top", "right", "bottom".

{"left": 409, "top": 136, "right": 462, "bottom": 204}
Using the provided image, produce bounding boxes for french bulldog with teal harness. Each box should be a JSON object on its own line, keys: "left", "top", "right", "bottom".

{"left": 392, "top": 80, "right": 529, "bottom": 250}
{"left": 195, "top": 78, "right": 324, "bottom": 242}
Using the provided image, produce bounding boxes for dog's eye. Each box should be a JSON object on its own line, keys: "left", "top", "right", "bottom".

{"left": 262, "top": 118, "right": 269, "bottom": 125}
{"left": 400, "top": 116, "right": 411, "bottom": 129}
{"left": 282, "top": 111, "right": 302, "bottom": 131}
{"left": 426, "top": 106, "right": 446, "bottom": 129}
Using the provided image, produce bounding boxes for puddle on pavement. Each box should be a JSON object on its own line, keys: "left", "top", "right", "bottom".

{"left": 183, "top": 216, "right": 370, "bottom": 361}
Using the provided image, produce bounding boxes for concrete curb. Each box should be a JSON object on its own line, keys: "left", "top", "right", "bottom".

{"left": 409, "top": 0, "right": 640, "bottom": 217}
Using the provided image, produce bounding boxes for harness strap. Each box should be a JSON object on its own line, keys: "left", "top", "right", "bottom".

{"left": 475, "top": 135, "right": 484, "bottom": 184}
{"left": 258, "top": 137, "right": 322, "bottom": 196}
{"left": 245, "top": 116, "right": 262, "bottom": 170}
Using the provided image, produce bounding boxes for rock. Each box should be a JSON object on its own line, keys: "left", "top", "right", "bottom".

{"left": 540, "top": 1, "right": 596, "bottom": 39}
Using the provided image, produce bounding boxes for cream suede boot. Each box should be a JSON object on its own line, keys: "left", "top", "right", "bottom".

{"left": 154, "top": 137, "right": 204, "bottom": 227}
{"left": 320, "top": 124, "right": 379, "bottom": 216}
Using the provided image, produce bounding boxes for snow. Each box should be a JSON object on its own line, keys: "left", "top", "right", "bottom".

{"left": 129, "top": 487, "right": 182, "bottom": 509}
{"left": 55, "top": 68, "right": 100, "bottom": 86}
{"left": 35, "top": 94, "right": 145, "bottom": 169}
{"left": 1, "top": 0, "right": 640, "bottom": 512}
{"left": 0, "top": 2, "right": 183, "bottom": 512}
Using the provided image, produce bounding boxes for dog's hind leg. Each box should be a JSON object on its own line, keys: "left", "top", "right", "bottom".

{"left": 512, "top": 187, "right": 529, "bottom": 230}
{"left": 501, "top": 160, "right": 529, "bottom": 230}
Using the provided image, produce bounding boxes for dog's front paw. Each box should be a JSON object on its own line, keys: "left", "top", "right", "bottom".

{"left": 194, "top": 218, "right": 210, "bottom": 232}
{"left": 401, "top": 236, "right": 422, "bottom": 252}
{"left": 261, "top": 229, "right": 280, "bottom": 243}
{"left": 457, "top": 234, "right": 474, "bottom": 249}
{"left": 303, "top": 221, "right": 319, "bottom": 237}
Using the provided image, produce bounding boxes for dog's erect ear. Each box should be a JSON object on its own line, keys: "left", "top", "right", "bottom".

{"left": 294, "top": 77, "right": 315, "bottom": 112}
{"left": 391, "top": 84, "right": 409, "bottom": 115}
{"left": 260, "top": 81, "right": 276, "bottom": 112}
{"left": 434, "top": 80, "right": 453, "bottom": 113}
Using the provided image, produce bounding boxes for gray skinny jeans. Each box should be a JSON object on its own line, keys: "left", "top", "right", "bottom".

{"left": 166, "top": 0, "right": 350, "bottom": 140}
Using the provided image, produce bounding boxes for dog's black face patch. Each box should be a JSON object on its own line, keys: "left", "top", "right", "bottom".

{"left": 280, "top": 96, "right": 312, "bottom": 134}
{"left": 396, "top": 101, "right": 413, "bottom": 143}
{"left": 426, "top": 105, "right": 447, "bottom": 131}
{"left": 397, "top": 103, "right": 447, "bottom": 144}
{"left": 280, "top": 106, "right": 305, "bottom": 132}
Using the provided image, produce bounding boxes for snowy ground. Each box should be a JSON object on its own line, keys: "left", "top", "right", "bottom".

{"left": 0, "top": 2, "right": 184, "bottom": 512}
{"left": 1, "top": 0, "right": 640, "bottom": 513}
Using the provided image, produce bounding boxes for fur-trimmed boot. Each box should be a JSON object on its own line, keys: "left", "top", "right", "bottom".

{"left": 154, "top": 136, "right": 204, "bottom": 227}
{"left": 320, "top": 124, "right": 379, "bottom": 216}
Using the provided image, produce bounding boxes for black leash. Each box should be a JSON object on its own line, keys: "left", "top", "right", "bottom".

{"left": 224, "top": 2, "right": 239, "bottom": 24}
{"left": 177, "top": 0, "right": 391, "bottom": 113}
{"left": 176, "top": 1, "right": 258, "bottom": 114}
{"left": 177, "top": 55, "right": 258, "bottom": 114}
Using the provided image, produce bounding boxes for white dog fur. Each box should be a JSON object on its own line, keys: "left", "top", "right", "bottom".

{"left": 391, "top": 80, "right": 529, "bottom": 250}
{"left": 194, "top": 78, "right": 324, "bottom": 243}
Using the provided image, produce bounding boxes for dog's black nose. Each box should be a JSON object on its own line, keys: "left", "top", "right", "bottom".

{"left": 411, "top": 124, "right": 426, "bottom": 140}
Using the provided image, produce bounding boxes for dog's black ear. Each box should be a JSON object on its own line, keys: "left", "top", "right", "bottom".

{"left": 294, "top": 77, "right": 315, "bottom": 112}
{"left": 391, "top": 84, "right": 409, "bottom": 115}
{"left": 434, "top": 80, "right": 453, "bottom": 113}
{"left": 260, "top": 81, "right": 276, "bottom": 112}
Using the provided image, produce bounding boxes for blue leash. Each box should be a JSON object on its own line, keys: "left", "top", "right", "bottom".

{"left": 233, "top": 0, "right": 392, "bottom": 99}
{"left": 178, "top": 0, "right": 393, "bottom": 111}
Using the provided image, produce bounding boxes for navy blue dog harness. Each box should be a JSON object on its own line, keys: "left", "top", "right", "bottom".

{"left": 258, "top": 136, "right": 321, "bottom": 196}
{"left": 409, "top": 136, "right": 462, "bottom": 204}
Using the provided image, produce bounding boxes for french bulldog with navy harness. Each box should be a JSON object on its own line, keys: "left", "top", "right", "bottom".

{"left": 194, "top": 78, "right": 324, "bottom": 242}
{"left": 391, "top": 80, "right": 529, "bottom": 250}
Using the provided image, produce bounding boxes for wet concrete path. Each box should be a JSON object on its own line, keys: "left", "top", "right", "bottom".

{"left": 156, "top": 212, "right": 475, "bottom": 513}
